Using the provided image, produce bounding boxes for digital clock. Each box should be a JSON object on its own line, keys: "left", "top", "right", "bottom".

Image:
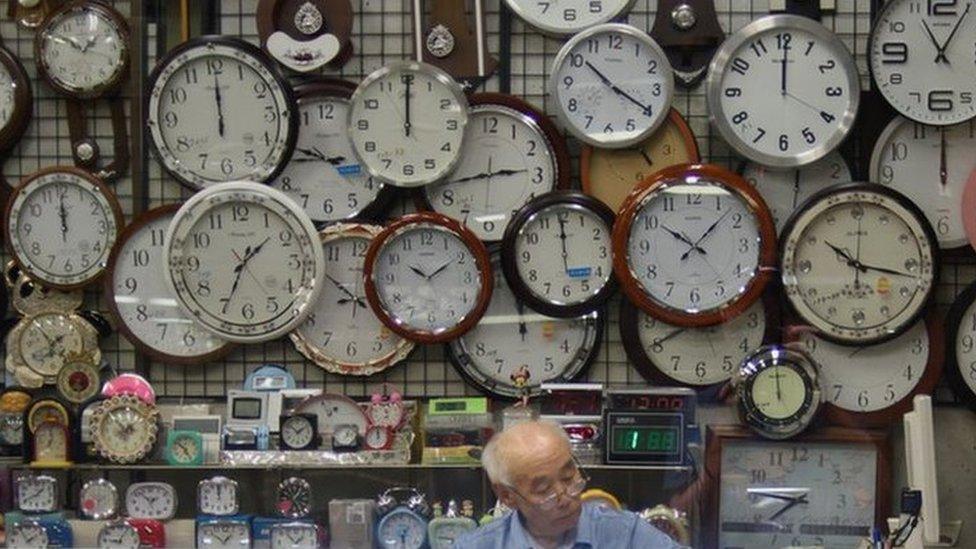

{"left": 604, "top": 388, "right": 697, "bottom": 465}
{"left": 613, "top": 424, "right": 680, "bottom": 454}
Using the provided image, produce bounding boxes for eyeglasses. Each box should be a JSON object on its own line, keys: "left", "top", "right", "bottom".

{"left": 507, "top": 457, "right": 591, "bottom": 511}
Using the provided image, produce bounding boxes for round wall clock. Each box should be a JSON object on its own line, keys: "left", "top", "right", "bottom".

{"left": 500, "top": 190, "right": 616, "bottom": 317}
{"left": 348, "top": 61, "right": 468, "bottom": 188}
{"left": 741, "top": 150, "right": 852, "bottom": 234}
{"left": 944, "top": 281, "right": 976, "bottom": 409}
{"left": 164, "top": 181, "right": 325, "bottom": 343}
{"left": 35, "top": 0, "right": 129, "bottom": 98}
{"left": 421, "top": 92, "right": 571, "bottom": 242}
{"left": 580, "top": 108, "right": 700, "bottom": 213}
{"left": 868, "top": 0, "right": 976, "bottom": 125}
{"left": 550, "top": 23, "right": 674, "bottom": 148}
{"left": 363, "top": 212, "right": 493, "bottom": 343}
{"left": 0, "top": 43, "right": 31, "bottom": 159}
{"left": 794, "top": 315, "right": 942, "bottom": 427}
{"left": 779, "top": 182, "right": 938, "bottom": 345}
{"left": 6, "top": 310, "right": 101, "bottom": 383}
{"left": 870, "top": 117, "right": 975, "bottom": 249}
{"left": 733, "top": 345, "right": 821, "bottom": 439}
{"left": 268, "top": 79, "right": 396, "bottom": 224}
{"left": 4, "top": 167, "right": 124, "bottom": 289}
{"left": 620, "top": 298, "right": 772, "bottom": 388}
{"left": 706, "top": 14, "right": 860, "bottom": 167}
{"left": 504, "top": 0, "right": 637, "bottom": 36}
{"left": 146, "top": 35, "right": 298, "bottom": 189}
{"left": 448, "top": 253, "right": 602, "bottom": 399}
{"left": 105, "top": 204, "right": 232, "bottom": 363}
{"left": 612, "top": 163, "right": 777, "bottom": 327}
{"left": 290, "top": 223, "right": 414, "bottom": 376}
{"left": 89, "top": 394, "right": 160, "bottom": 464}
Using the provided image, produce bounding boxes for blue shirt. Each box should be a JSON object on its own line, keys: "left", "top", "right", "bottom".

{"left": 452, "top": 502, "right": 685, "bottom": 549}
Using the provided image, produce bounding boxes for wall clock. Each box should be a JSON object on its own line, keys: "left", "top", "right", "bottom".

{"left": 794, "top": 315, "right": 942, "bottom": 427}
{"left": 256, "top": 0, "right": 354, "bottom": 72}
{"left": 580, "top": 108, "right": 699, "bottom": 213}
{"left": 0, "top": 41, "right": 31, "bottom": 184}
{"left": 164, "top": 181, "right": 325, "bottom": 343}
{"left": 733, "top": 345, "right": 821, "bottom": 440}
{"left": 348, "top": 61, "right": 468, "bottom": 188}
{"left": 421, "top": 92, "right": 570, "bottom": 242}
{"left": 620, "top": 298, "right": 772, "bottom": 388}
{"left": 268, "top": 79, "right": 397, "bottom": 224}
{"left": 146, "top": 35, "right": 298, "bottom": 189}
{"left": 706, "top": 14, "right": 860, "bottom": 167}
{"left": 4, "top": 167, "right": 123, "bottom": 290}
{"left": 944, "top": 281, "right": 976, "bottom": 410}
{"left": 779, "top": 182, "right": 938, "bottom": 345}
{"left": 105, "top": 204, "right": 232, "bottom": 364}
{"left": 290, "top": 223, "right": 414, "bottom": 376}
{"left": 500, "top": 190, "right": 616, "bottom": 317}
{"left": 89, "top": 394, "right": 160, "bottom": 464}
{"left": 550, "top": 23, "right": 674, "bottom": 148}
{"left": 504, "top": 0, "right": 637, "bottom": 36}
{"left": 448, "top": 253, "right": 602, "bottom": 399}
{"left": 363, "top": 212, "right": 492, "bottom": 343}
{"left": 6, "top": 310, "right": 101, "bottom": 384}
{"left": 869, "top": 0, "right": 976, "bottom": 125}
{"left": 612, "top": 163, "right": 777, "bottom": 327}
{"left": 870, "top": 117, "right": 975, "bottom": 249}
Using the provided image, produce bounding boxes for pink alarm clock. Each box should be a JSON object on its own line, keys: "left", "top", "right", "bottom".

{"left": 101, "top": 374, "right": 156, "bottom": 405}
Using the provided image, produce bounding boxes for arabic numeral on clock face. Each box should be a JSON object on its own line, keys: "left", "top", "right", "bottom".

{"left": 881, "top": 42, "right": 908, "bottom": 64}
{"left": 928, "top": 0, "right": 957, "bottom": 15}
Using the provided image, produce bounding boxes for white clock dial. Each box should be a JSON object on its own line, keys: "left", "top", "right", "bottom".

{"left": 165, "top": 182, "right": 325, "bottom": 343}
{"left": 365, "top": 426, "right": 392, "bottom": 450}
{"left": 707, "top": 15, "right": 860, "bottom": 167}
{"left": 16, "top": 312, "right": 96, "bottom": 378}
{"left": 870, "top": 117, "right": 976, "bottom": 248}
{"left": 742, "top": 151, "right": 852, "bottom": 233}
{"left": 37, "top": 3, "right": 127, "bottom": 96}
{"left": 718, "top": 438, "right": 880, "bottom": 548}
{"left": 551, "top": 24, "right": 673, "bottom": 148}
{"left": 799, "top": 319, "right": 932, "bottom": 413}
{"left": 6, "top": 522, "right": 49, "bottom": 549}
{"left": 97, "top": 406, "right": 153, "bottom": 457}
{"left": 269, "top": 89, "right": 389, "bottom": 223}
{"left": 198, "top": 478, "right": 239, "bottom": 516}
{"left": 97, "top": 522, "right": 140, "bottom": 549}
{"left": 108, "top": 207, "right": 229, "bottom": 362}
{"left": 281, "top": 416, "right": 315, "bottom": 448}
{"left": 17, "top": 476, "right": 57, "bottom": 513}
{"left": 423, "top": 102, "right": 561, "bottom": 241}
{"left": 780, "top": 185, "right": 938, "bottom": 344}
{"left": 627, "top": 300, "right": 766, "bottom": 386}
{"left": 0, "top": 63, "right": 17, "bottom": 127}
{"left": 125, "top": 482, "right": 177, "bottom": 520}
{"left": 349, "top": 61, "right": 468, "bottom": 187}
{"left": 197, "top": 521, "right": 250, "bottom": 548}
{"left": 450, "top": 261, "right": 601, "bottom": 398}
{"left": 291, "top": 224, "right": 413, "bottom": 375}
{"left": 270, "top": 524, "right": 318, "bottom": 549}
{"left": 504, "top": 0, "right": 636, "bottom": 35}
{"left": 147, "top": 38, "right": 296, "bottom": 188}
{"left": 869, "top": 0, "right": 976, "bottom": 125}
{"left": 80, "top": 479, "right": 118, "bottom": 520}
{"left": 377, "top": 511, "right": 427, "bottom": 549}
{"left": 6, "top": 169, "right": 122, "bottom": 289}
{"left": 33, "top": 422, "right": 67, "bottom": 462}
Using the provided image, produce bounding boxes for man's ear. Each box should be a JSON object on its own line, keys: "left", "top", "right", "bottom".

{"left": 492, "top": 483, "right": 518, "bottom": 508}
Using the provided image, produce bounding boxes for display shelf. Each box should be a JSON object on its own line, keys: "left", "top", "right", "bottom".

{"left": 3, "top": 461, "right": 693, "bottom": 473}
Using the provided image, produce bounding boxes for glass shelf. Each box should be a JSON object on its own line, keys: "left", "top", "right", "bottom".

{"left": 2, "top": 461, "right": 693, "bottom": 473}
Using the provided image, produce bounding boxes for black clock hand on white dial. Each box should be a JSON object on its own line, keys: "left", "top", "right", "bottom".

{"left": 636, "top": 148, "right": 654, "bottom": 166}
{"left": 485, "top": 156, "right": 493, "bottom": 209}
{"left": 935, "top": 3, "right": 971, "bottom": 62}
{"left": 855, "top": 261, "right": 918, "bottom": 278}
{"left": 58, "top": 191, "right": 69, "bottom": 242}
{"left": 920, "top": 20, "right": 947, "bottom": 63}
{"left": 214, "top": 73, "right": 225, "bottom": 138}
{"left": 940, "top": 128, "right": 948, "bottom": 189}
{"left": 449, "top": 168, "right": 528, "bottom": 184}
{"left": 653, "top": 327, "right": 688, "bottom": 348}
{"left": 408, "top": 264, "right": 429, "bottom": 279}
{"left": 515, "top": 299, "right": 528, "bottom": 342}
{"left": 661, "top": 224, "right": 707, "bottom": 256}
{"left": 426, "top": 259, "right": 453, "bottom": 280}
{"left": 681, "top": 211, "right": 730, "bottom": 260}
{"left": 404, "top": 75, "right": 412, "bottom": 137}
{"left": 824, "top": 241, "right": 858, "bottom": 267}
{"left": 779, "top": 40, "right": 789, "bottom": 95}
{"left": 854, "top": 214, "right": 863, "bottom": 288}
{"left": 557, "top": 215, "right": 570, "bottom": 271}
{"left": 767, "top": 494, "right": 810, "bottom": 522}
{"left": 584, "top": 61, "right": 654, "bottom": 117}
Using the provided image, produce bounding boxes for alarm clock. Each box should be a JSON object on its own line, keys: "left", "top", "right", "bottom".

{"left": 165, "top": 430, "right": 204, "bottom": 466}
{"left": 603, "top": 388, "right": 698, "bottom": 466}
{"left": 375, "top": 488, "right": 430, "bottom": 549}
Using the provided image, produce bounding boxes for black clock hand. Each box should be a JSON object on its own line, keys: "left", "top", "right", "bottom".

{"left": 783, "top": 91, "right": 833, "bottom": 122}
{"left": 856, "top": 262, "right": 917, "bottom": 278}
{"left": 449, "top": 168, "right": 528, "bottom": 184}
{"left": 681, "top": 211, "right": 730, "bottom": 260}
{"left": 636, "top": 148, "right": 654, "bottom": 167}
{"left": 653, "top": 327, "right": 688, "bottom": 348}
{"left": 58, "top": 192, "right": 68, "bottom": 242}
{"left": 768, "top": 495, "right": 810, "bottom": 522}
{"left": 515, "top": 299, "right": 528, "bottom": 342}
{"left": 484, "top": 156, "right": 493, "bottom": 209}
{"left": 940, "top": 127, "right": 948, "bottom": 189}
{"left": 779, "top": 41, "right": 789, "bottom": 95}
{"left": 404, "top": 76, "right": 412, "bottom": 137}
{"left": 854, "top": 214, "right": 862, "bottom": 288}
{"left": 214, "top": 73, "right": 225, "bottom": 138}
{"left": 774, "top": 363, "right": 782, "bottom": 401}
{"left": 224, "top": 246, "right": 253, "bottom": 311}
{"left": 408, "top": 264, "right": 429, "bottom": 279}
{"left": 936, "top": 3, "right": 970, "bottom": 62}
{"left": 557, "top": 215, "right": 570, "bottom": 272}
{"left": 661, "top": 224, "right": 707, "bottom": 256}
{"left": 920, "top": 20, "right": 946, "bottom": 63}
{"left": 824, "top": 241, "right": 858, "bottom": 266}
{"left": 584, "top": 61, "right": 654, "bottom": 117}
{"left": 426, "top": 260, "right": 453, "bottom": 280}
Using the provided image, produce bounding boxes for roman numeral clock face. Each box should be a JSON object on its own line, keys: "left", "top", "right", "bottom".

{"left": 707, "top": 15, "right": 860, "bottom": 167}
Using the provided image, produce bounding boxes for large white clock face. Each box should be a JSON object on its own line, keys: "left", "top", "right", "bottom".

{"left": 197, "top": 521, "right": 250, "bottom": 549}
{"left": 349, "top": 61, "right": 468, "bottom": 187}
{"left": 870, "top": 0, "right": 976, "bottom": 125}
{"left": 450, "top": 263, "right": 600, "bottom": 397}
{"left": 270, "top": 94, "right": 386, "bottom": 223}
{"left": 871, "top": 117, "right": 976, "bottom": 248}
{"left": 292, "top": 227, "right": 412, "bottom": 374}
{"left": 626, "top": 181, "right": 764, "bottom": 313}
{"left": 551, "top": 24, "right": 673, "bottom": 148}
{"left": 718, "top": 439, "right": 878, "bottom": 548}
{"left": 781, "top": 187, "right": 937, "bottom": 344}
{"left": 147, "top": 40, "right": 295, "bottom": 188}
{"left": 38, "top": 4, "right": 126, "bottom": 95}
{"left": 370, "top": 224, "right": 486, "bottom": 335}
{"left": 165, "top": 183, "right": 324, "bottom": 343}
{"left": 377, "top": 511, "right": 427, "bottom": 549}
{"left": 743, "top": 151, "right": 852, "bottom": 233}
{"left": 7, "top": 170, "right": 121, "bottom": 288}
{"left": 708, "top": 15, "right": 860, "bottom": 167}
{"left": 800, "top": 319, "right": 930, "bottom": 413}
{"left": 110, "top": 210, "right": 228, "bottom": 361}
{"left": 504, "top": 0, "right": 636, "bottom": 35}
{"left": 424, "top": 104, "right": 559, "bottom": 241}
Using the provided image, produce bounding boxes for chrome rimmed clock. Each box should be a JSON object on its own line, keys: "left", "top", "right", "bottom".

{"left": 504, "top": 0, "right": 637, "bottom": 36}
{"left": 733, "top": 345, "right": 822, "bottom": 440}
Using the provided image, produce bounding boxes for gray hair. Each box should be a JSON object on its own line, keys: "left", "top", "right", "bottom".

{"left": 482, "top": 419, "right": 571, "bottom": 486}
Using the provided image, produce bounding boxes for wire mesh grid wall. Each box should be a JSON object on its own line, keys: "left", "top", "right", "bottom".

{"left": 3, "top": 0, "right": 974, "bottom": 402}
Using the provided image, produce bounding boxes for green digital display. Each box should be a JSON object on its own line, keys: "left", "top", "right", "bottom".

{"left": 611, "top": 426, "right": 679, "bottom": 453}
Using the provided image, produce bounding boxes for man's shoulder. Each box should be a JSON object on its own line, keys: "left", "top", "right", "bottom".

{"left": 452, "top": 512, "right": 513, "bottom": 549}
{"left": 583, "top": 503, "right": 683, "bottom": 548}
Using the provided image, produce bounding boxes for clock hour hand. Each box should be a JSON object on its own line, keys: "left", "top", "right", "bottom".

{"left": 767, "top": 494, "right": 810, "bottom": 522}
{"left": 449, "top": 168, "right": 528, "bottom": 184}
{"left": 940, "top": 127, "right": 948, "bottom": 189}
{"left": 557, "top": 215, "right": 570, "bottom": 272}
{"left": 681, "top": 211, "right": 730, "bottom": 260}
{"left": 584, "top": 61, "right": 653, "bottom": 117}
{"left": 515, "top": 299, "right": 528, "bottom": 342}
{"left": 213, "top": 73, "right": 225, "bottom": 138}
{"left": 824, "top": 241, "right": 857, "bottom": 266}
{"left": 661, "top": 224, "right": 706, "bottom": 256}
{"left": 920, "top": 20, "right": 946, "bottom": 63}
{"left": 935, "top": 3, "right": 970, "bottom": 62}
{"left": 408, "top": 264, "right": 429, "bottom": 279}
{"left": 404, "top": 75, "right": 412, "bottom": 137}
{"left": 636, "top": 148, "right": 654, "bottom": 167}
{"left": 328, "top": 274, "right": 369, "bottom": 308}
{"left": 426, "top": 260, "right": 453, "bottom": 280}
{"left": 58, "top": 192, "right": 69, "bottom": 242}
{"left": 779, "top": 40, "right": 789, "bottom": 95}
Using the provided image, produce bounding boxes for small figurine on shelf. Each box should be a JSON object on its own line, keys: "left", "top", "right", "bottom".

{"left": 502, "top": 367, "right": 536, "bottom": 430}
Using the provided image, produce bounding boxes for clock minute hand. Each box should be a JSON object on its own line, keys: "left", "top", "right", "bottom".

{"left": 584, "top": 61, "right": 653, "bottom": 117}
{"left": 940, "top": 128, "right": 948, "bottom": 189}
{"left": 920, "top": 20, "right": 947, "bottom": 63}
{"left": 661, "top": 224, "right": 706, "bottom": 256}
{"left": 681, "top": 211, "right": 730, "bottom": 260}
{"left": 856, "top": 261, "right": 917, "bottom": 278}
{"left": 936, "top": 3, "right": 971, "bottom": 61}
{"left": 767, "top": 494, "right": 810, "bottom": 522}
{"left": 214, "top": 73, "right": 225, "bottom": 138}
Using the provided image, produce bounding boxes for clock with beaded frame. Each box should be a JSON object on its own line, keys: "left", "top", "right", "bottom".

{"left": 943, "top": 281, "right": 976, "bottom": 410}
{"left": 4, "top": 167, "right": 124, "bottom": 290}
{"left": 612, "top": 163, "right": 777, "bottom": 327}
{"left": 363, "top": 211, "right": 493, "bottom": 344}
{"left": 501, "top": 190, "right": 616, "bottom": 318}
{"left": 146, "top": 35, "right": 298, "bottom": 189}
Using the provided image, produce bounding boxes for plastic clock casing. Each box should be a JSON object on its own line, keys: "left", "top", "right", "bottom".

{"left": 125, "top": 482, "right": 178, "bottom": 521}
{"left": 611, "top": 163, "right": 777, "bottom": 327}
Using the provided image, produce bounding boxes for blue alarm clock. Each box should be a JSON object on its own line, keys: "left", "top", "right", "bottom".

{"left": 375, "top": 488, "right": 430, "bottom": 549}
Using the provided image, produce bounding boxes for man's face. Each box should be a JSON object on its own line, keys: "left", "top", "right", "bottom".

{"left": 499, "top": 440, "right": 583, "bottom": 538}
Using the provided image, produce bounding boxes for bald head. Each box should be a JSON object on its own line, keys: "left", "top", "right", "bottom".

{"left": 482, "top": 419, "right": 572, "bottom": 486}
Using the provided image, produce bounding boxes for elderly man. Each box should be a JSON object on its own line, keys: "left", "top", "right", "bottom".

{"left": 454, "top": 419, "right": 683, "bottom": 548}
